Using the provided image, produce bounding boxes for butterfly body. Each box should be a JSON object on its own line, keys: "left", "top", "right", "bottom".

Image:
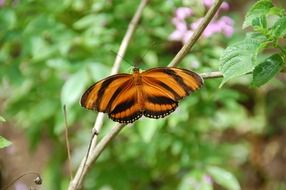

{"left": 81, "top": 67, "right": 203, "bottom": 123}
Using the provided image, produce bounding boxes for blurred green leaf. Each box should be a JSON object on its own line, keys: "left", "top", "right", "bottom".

{"left": 142, "top": 51, "right": 158, "bottom": 67}
{"left": 0, "top": 9, "right": 17, "bottom": 30}
{"left": 61, "top": 70, "right": 89, "bottom": 107}
{"left": 0, "top": 136, "right": 12, "bottom": 148}
{"left": 252, "top": 54, "right": 284, "bottom": 87}
{"left": 272, "top": 16, "right": 286, "bottom": 38}
{"left": 137, "top": 119, "right": 163, "bottom": 143}
{"left": 219, "top": 34, "right": 267, "bottom": 86}
{"left": 243, "top": 0, "right": 273, "bottom": 29}
{"left": 88, "top": 63, "right": 110, "bottom": 81}
{"left": 207, "top": 166, "right": 240, "bottom": 190}
{"left": 0, "top": 116, "right": 6, "bottom": 122}
{"left": 31, "top": 37, "right": 55, "bottom": 61}
{"left": 179, "top": 171, "right": 213, "bottom": 190}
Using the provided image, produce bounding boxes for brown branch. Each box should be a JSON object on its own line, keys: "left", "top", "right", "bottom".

{"left": 168, "top": 0, "right": 223, "bottom": 67}
{"left": 67, "top": 0, "right": 149, "bottom": 189}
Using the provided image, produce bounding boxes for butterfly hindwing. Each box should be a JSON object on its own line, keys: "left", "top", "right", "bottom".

{"left": 142, "top": 76, "right": 178, "bottom": 118}
{"left": 108, "top": 82, "right": 143, "bottom": 123}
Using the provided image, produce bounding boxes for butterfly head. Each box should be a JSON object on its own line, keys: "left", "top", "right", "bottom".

{"left": 133, "top": 67, "right": 140, "bottom": 73}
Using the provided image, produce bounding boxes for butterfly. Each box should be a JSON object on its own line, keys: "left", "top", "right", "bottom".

{"left": 81, "top": 67, "right": 203, "bottom": 123}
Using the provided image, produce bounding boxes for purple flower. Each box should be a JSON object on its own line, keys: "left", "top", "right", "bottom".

{"left": 204, "top": 22, "right": 222, "bottom": 37}
{"left": 217, "top": 16, "right": 234, "bottom": 37}
{"left": 182, "top": 30, "right": 194, "bottom": 44}
{"left": 203, "top": 175, "right": 213, "bottom": 185}
{"left": 175, "top": 7, "right": 193, "bottom": 20}
{"left": 172, "top": 17, "right": 188, "bottom": 31}
{"left": 169, "top": 30, "right": 186, "bottom": 41}
{"left": 169, "top": 4, "right": 234, "bottom": 43}
{"left": 0, "top": 0, "right": 5, "bottom": 6}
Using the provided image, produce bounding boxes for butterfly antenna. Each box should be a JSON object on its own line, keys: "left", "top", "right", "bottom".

{"left": 110, "top": 50, "right": 131, "bottom": 66}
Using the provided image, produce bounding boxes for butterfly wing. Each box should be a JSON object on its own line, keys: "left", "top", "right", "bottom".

{"left": 141, "top": 67, "right": 203, "bottom": 118}
{"left": 81, "top": 73, "right": 143, "bottom": 123}
{"left": 108, "top": 81, "right": 143, "bottom": 123}
{"left": 81, "top": 74, "right": 131, "bottom": 112}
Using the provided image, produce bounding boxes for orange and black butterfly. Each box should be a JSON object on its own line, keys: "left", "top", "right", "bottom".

{"left": 81, "top": 67, "right": 203, "bottom": 123}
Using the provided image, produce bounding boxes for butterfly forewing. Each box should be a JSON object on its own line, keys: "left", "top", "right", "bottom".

{"left": 81, "top": 74, "right": 131, "bottom": 112}
{"left": 142, "top": 67, "right": 203, "bottom": 100}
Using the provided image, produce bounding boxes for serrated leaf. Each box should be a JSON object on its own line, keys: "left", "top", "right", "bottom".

{"left": 252, "top": 54, "right": 284, "bottom": 87}
{"left": 61, "top": 70, "right": 89, "bottom": 107}
{"left": 268, "top": 7, "right": 286, "bottom": 17}
{"left": 252, "top": 16, "right": 267, "bottom": 30}
{"left": 0, "top": 116, "right": 6, "bottom": 122}
{"left": 0, "top": 136, "right": 12, "bottom": 148}
{"left": 207, "top": 166, "right": 240, "bottom": 190}
{"left": 219, "top": 35, "right": 267, "bottom": 86}
{"left": 272, "top": 16, "right": 286, "bottom": 38}
{"left": 243, "top": 0, "right": 273, "bottom": 29}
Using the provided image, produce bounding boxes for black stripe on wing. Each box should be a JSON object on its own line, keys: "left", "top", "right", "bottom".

{"left": 143, "top": 96, "right": 178, "bottom": 119}
{"left": 161, "top": 68, "right": 193, "bottom": 95}
{"left": 144, "top": 78, "right": 181, "bottom": 100}
{"left": 95, "top": 75, "right": 128, "bottom": 109}
{"left": 105, "top": 80, "right": 132, "bottom": 112}
{"left": 110, "top": 99, "right": 135, "bottom": 115}
{"left": 109, "top": 99, "right": 143, "bottom": 124}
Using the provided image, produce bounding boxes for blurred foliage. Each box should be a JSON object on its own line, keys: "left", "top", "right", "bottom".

{"left": 0, "top": 0, "right": 286, "bottom": 190}
{"left": 220, "top": 0, "right": 286, "bottom": 87}
{"left": 0, "top": 116, "right": 11, "bottom": 148}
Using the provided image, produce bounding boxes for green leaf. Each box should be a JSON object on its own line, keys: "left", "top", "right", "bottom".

{"left": 268, "top": 7, "right": 286, "bottom": 17}
{"left": 272, "top": 16, "right": 286, "bottom": 38}
{"left": 219, "top": 34, "right": 267, "bottom": 86}
{"left": 0, "top": 9, "right": 17, "bottom": 30}
{"left": 252, "top": 16, "right": 267, "bottom": 31}
{"left": 0, "top": 116, "right": 6, "bottom": 122}
{"left": 137, "top": 119, "right": 163, "bottom": 143}
{"left": 0, "top": 136, "right": 12, "bottom": 148}
{"left": 61, "top": 70, "right": 89, "bottom": 107}
{"left": 252, "top": 54, "right": 284, "bottom": 87}
{"left": 207, "top": 166, "right": 240, "bottom": 190}
{"left": 243, "top": 0, "right": 273, "bottom": 29}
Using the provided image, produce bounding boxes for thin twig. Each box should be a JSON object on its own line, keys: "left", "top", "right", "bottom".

{"left": 201, "top": 71, "right": 223, "bottom": 79}
{"left": 2, "top": 172, "right": 42, "bottom": 190}
{"left": 81, "top": 124, "right": 125, "bottom": 170}
{"left": 168, "top": 0, "right": 223, "bottom": 67}
{"left": 67, "top": 1, "right": 149, "bottom": 189}
{"left": 63, "top": 105, "right": 73, "bottom": 181}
